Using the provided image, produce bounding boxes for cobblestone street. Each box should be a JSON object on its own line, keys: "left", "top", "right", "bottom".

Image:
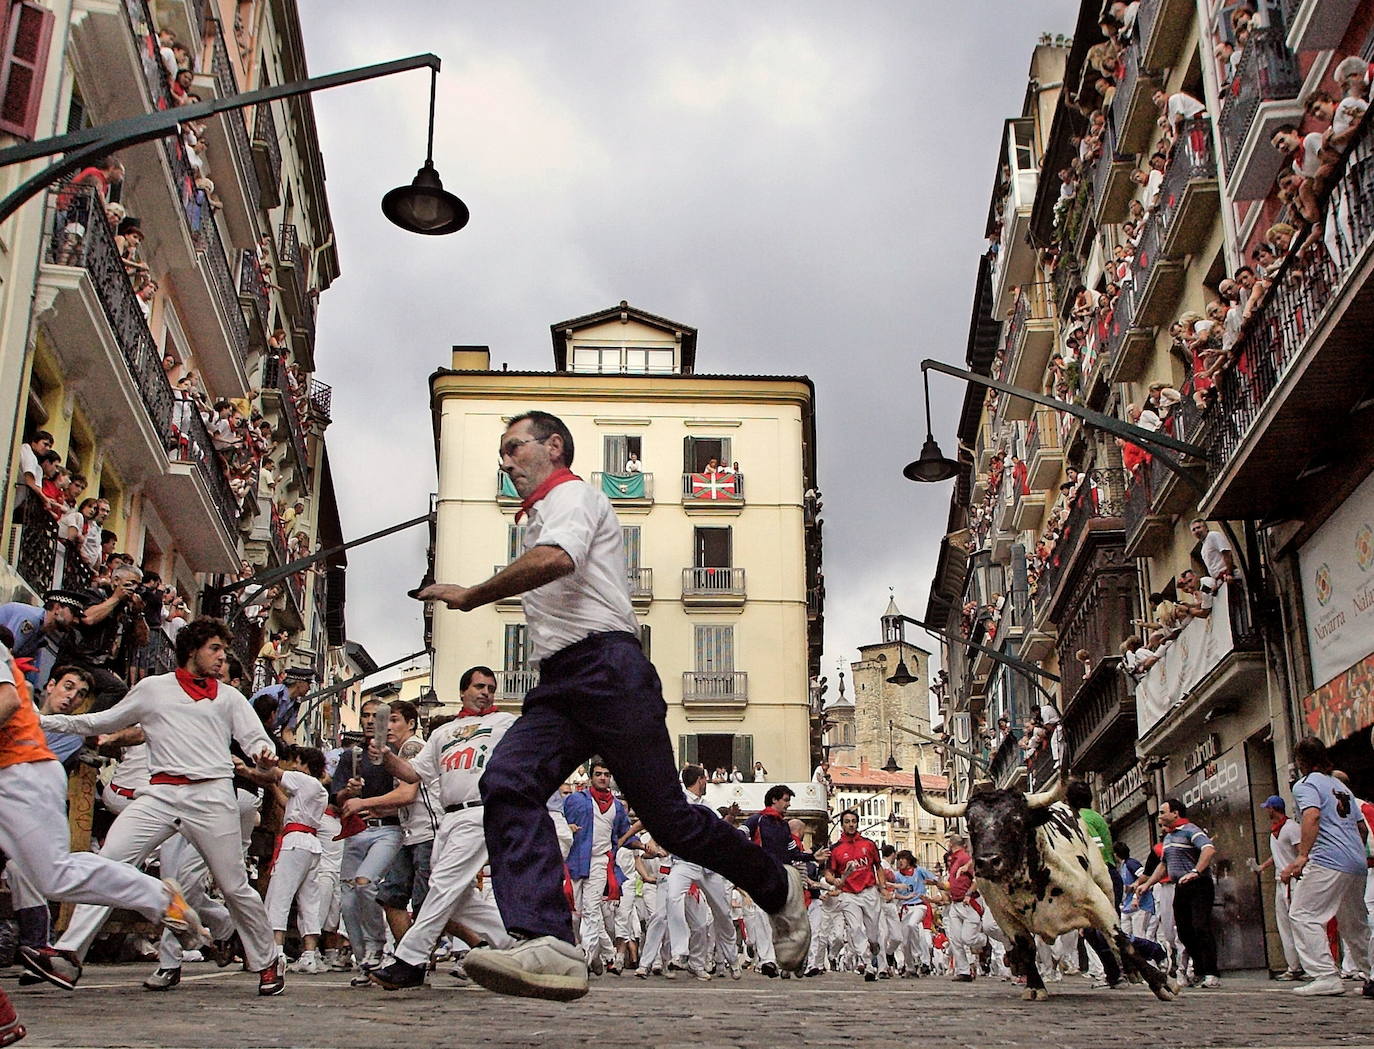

{"left": 6, "top": 964, "right": 1372, "bottom": 1049}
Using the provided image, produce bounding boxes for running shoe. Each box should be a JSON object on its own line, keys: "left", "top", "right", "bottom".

{"left": 368, "top": 958, "right": 426, "bottom": 990}
{"left": 142, "top": 967, "right": 181, "bottom": 991}
{"left": 18, "top": 946, "right": 82, "bottom": 991}
{"left": 0, "top": 988, "right": 25, "bottom": 1048}
{"left": 463, "top": 936, "right": 589, "bottom": 1002}
{"left": 159, "top": 879, "right": 210, "bottom": 950}
{"left": 258, "top": 960, "right": 286, "bottom": 996}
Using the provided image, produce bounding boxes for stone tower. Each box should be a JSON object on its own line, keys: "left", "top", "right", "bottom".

{"left": 823, "top": 665, "right": 856, "bottom": 765}
{"left": 850, "top": 595, "right": 935, "bottom": 775}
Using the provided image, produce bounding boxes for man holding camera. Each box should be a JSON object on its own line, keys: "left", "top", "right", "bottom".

{"left": 54, "top": 564, "right": 147, "bottom": 710}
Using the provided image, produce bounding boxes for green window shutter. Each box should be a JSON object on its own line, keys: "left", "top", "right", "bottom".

{"left": 732, "top": 734, "right": 754, "bottom": 779}
{"left": 679, "top": 734, "right": 698, "bottom": 766}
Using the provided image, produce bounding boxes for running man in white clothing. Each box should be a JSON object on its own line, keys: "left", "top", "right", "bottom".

{"left": 39, "top": 618, "right": 286, "bottom": 996}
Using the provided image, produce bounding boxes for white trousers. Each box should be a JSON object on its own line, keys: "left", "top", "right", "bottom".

{"left": 742, "top": 896, "right": 775, "bottom": 965}
{"left": 1288, "top": 862, "right": 1372, "bottom": 981}
{"left": 56, "top": 779, "right": 275, "bottom": 971}
{"left": 573, "top": 859, "right": 615, "bottom": 963}
{"left": 1273, "top": 879, "right": 1300, "bottom": 971}
{"left": 316, "top": 811, "right": 344, "bottom": 933}
{"left": 0, "top": 760, "right": 166, "bottom": 920}
{"left": 1154, "top": 882, "right": 1180, "bottom": 959}
{"left": 1121, "top": 908, "right": 1158, "bottom": 942}
{"left": 816, "top": 894, "right": 845, "bottom": 964}
{"left": 639, "top": 877, "right": 671, "bottom": 968}
{"left": 836, "top": 885, "right": 882, "bottom": 962}
{"left": 615, "top": 887, "right": 649, "bottom": 942}
{"left": 666, "top": 860, "right": 736, "bottom": 965}
{"left": 946, "top": 900, "right": 987, "bottom": 976}
{"left": 902, "top": 903, "right": 933, "bottom": 967}
{"left": 392, "top": 809, "right": 511, "bottom": 967}
{"left": 265, "top": 846, "right": 322, "bottom": 936}
{"left": 879, "top": 898, "right": 903, "bottom": 953}
{"left": 805, "top": 898, "right": 827, "bottom": 970}
{"left": 158, "top": 788, "right": 260, "bottom": 968}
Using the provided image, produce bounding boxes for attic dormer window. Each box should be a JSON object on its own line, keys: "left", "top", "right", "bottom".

{"left": 570, "top": 345, "right": 676, "bottom": 374}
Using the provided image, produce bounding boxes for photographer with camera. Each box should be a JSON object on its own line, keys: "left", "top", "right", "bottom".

{"left": 54, "top": 564, "right": 148, "bottom": 711}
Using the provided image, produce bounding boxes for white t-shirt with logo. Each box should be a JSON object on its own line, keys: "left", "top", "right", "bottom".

{"left": 406, "top": 710, "right": 517, "bottom": 809}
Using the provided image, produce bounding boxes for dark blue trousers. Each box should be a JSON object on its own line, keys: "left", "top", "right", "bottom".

{"left": 479, "top": 631, "right": 789, "bottom": 943}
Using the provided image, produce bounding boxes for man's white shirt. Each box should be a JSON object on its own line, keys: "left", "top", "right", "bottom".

{"left": 405, "top": 710, "right": 517, "bottom": 808}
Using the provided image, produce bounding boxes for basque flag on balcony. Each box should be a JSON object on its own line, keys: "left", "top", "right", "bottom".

{"left": 600, "top": 472, "right": 646, "bottom": 499}
{"left": 690, "top": 473, "right": 737, "bottom": 499}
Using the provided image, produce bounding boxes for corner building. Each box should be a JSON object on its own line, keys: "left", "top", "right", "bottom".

{"left": 427, "top": 301, "right": 824, "bottom": 783}
{"left": 928, "top": 0, "right": 1374, "bottom": 975}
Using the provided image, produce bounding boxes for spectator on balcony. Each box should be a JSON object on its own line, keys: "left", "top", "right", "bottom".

{"left": 15, "top": 430, "right": 62, "bottom": 518}
{"left": 721, "top": 460, "right": 741, "bottom": 477}
{"left": 1120, "top": 637, "right": 1159, "bottom": 681}
{"left": 1271, "top": 126, "right": 1323, "bottom": 224}
{"left": 157, "top": 27, "right": 178, "bottom": 78}
{"left": 1176, "top": 570, "right": 1219, "bottom": 621}
{"left": 1250, "top": 240, "right": 1280, "bottom": 279}
{"left": 1153, "top": 90, "right": 1206, "bottom": 139}
{"left": 38, "top": 453, "right": 67, "bottom": 514}
{"left": 257, "top": 629, "right": 291, "bottom": 684}
{"left": 1145, "top": 382, "right": 1182, "bottom": 424}
{"left": 1214, "top": 41, "right": 1240, "bottom": 89}
{"left": 623, "top": 451, "right": 642, "bottom": 474}
{"left": 169, "top": 68, "right": 194, "bottom": 104}
{"left": 53, "top": 157, "right": 124, "bottom": 264}
{"left": 209, "top": 401, "right": 244, "bottom": 455}
{"left": 1267, "top": 222, "right": 1297, "bottom": 257}
{"left": 1304, "top": 89, "right": 1368, "bottom": 154}
{"left": 1108, "top": 0, "right": 1138, "bottom": 41}
{"left": 1189, "top": 519, "right": 1239, "bottom": 585}
{"left": 135, "top": 276, "right": 158, "bottom": 320}
{"left": 57, "top": 497, "right": 97, "bottom": 571}
{"left": 1333, "top": 55, "right": 1371, "bottom": 101}
{"left": 1233, "top": 265, "right": 1268, "bottom": 321}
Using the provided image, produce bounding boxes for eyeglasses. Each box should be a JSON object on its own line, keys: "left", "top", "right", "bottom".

{"left": 498, "top": 435, "right": 549, "bottom": 460}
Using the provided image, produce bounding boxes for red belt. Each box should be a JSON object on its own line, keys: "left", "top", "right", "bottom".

{"left": 150, "top": 773, "right": 213, "bottom": 786}
{"left": 270, "top": 822, "right": 319, "bottom": 873}
{"left": 107, "top": 783, "right": 137, "bottom": 799}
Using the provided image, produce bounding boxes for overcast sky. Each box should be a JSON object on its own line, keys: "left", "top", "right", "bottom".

{"left": 296, "top": 0, "right": 1076, "bottom": 696}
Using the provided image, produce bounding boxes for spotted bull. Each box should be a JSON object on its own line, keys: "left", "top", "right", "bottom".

{"left": 914, "top": 772, "right": 1179, "bottom": 1002}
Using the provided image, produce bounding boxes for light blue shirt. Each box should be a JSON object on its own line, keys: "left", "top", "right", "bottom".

{"left": 1292, "top": 771, "right": 1368, "bottom": 876}
{"left": 891, "top": 866, "right": 935, "bottom": 903}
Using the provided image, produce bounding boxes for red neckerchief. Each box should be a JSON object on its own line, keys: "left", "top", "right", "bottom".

{"left": 589, "top": 785, "right": 615, "bottom": 814}
{"left": 174, "top": 667, "right": 219, "bottom": 701}
{"left": 12, "top": 657, "right": 36, "bottom": 675}
{"left": 759, "top": 806, "right": 786, "bottom": 822}
{"left": 1269, "top": 817, "right": 1287, "bottom": 838}
{"left": 514, "top": 467, "right": 581, "bottom": 522}
{"left": 458, "top": 705, "right": 497, "bottom": 718}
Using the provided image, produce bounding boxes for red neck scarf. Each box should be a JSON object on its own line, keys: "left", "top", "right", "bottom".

{"left": 514, "top": 467, "right": 581, "bottom": 522}
{"left": 174, "top": 667, "right": 218, "bottom": 701}
{"left": 759, "top": 806, "right": 786, "bottom": 822}
{"left": 589, "top": 785, "right": 615, "bottom": 814}
{"left": 459, "top": 705, "right": 497, "bottom": 718}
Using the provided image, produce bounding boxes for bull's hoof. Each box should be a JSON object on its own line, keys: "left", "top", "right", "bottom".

{"left": 1022, "top": 987, "right": 1049, "bottom": 1001}
{"left": 1153, "top": 978, "right": 1181, "bottom": 1002}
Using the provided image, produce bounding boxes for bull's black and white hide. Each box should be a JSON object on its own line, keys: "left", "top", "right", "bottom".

{"left": 913, "top": 775, "right": 1180, "bottom": 1003}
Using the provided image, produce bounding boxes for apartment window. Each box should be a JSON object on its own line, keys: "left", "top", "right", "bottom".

{"left": 638, "top": 624, "right": 651, "bottom": 660}
{"left": 693, "top": 526, "right": 731, "bottom": 570}
{"left": 683, "top": 436, "right": 731, "bottom": 472}
{"left": 502, "top": 624, "right": 531, "bottom": 671}
{"left": 570, "top": 346, "right": 674, "bottom": 374}
{"left": 506, "top": 524, "right": 529, "bottom": 563}
{"left": 694, "top": 624, "right": 734, "bottom": 674}
{"left": 622, "top": 525, "right": 641, "bottom": 574}
{"left": 603, "top": 434, "right": 642, "bottom": 473}
{"left": 677, "top": 732, "right": 754, "bottom": 775}
{"left": 0, "top": 2, "right": 53, "bottom": 140}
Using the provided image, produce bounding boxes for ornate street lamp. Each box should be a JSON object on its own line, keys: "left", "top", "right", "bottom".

{"left": 882, "top": 720, "right": 902, "bottom": 773}
{"left": 903, "top": 370, "right": 960, "bottom": 483}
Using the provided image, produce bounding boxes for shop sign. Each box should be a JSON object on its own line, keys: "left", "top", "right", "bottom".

{"left": 1185, "top": 732, "right": 1221, "bottom": 774}
{"left": 1297, "top": 468, "right": 1374, "bottom": 689}
{"left": 1101, "top": 764, "right": 1146, "bottom": 817}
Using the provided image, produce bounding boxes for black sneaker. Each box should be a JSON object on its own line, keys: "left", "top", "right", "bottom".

{"left": 805, "top": 966, "right": 823, "bottom": 977}
{"left": 760, "top": 961, "right": 779, "bottom": 978}
{"left": 1363, "top": 979, "right": 1374, "bottom": 999}
{"left": 205, "top": 938, "right": 237, "bottom": 968}
{"left": 18, "top": 946, "right": 82, "bottom": 991}
{"left": 258, "top": 961, "right": 286, "bottom": 997}
{"left": 367, "top": 959, "right": 426, "bottom": 991}
{"left": 142, "top": 967, "right": 181, "bottom": 992}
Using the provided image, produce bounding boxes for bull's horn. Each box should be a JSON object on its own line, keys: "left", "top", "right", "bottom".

{"left": 1024, "top": 773, "right": 1068, "bottom": 810}
{"left": 913, "top": 767, "right": 967, "bottom": 819}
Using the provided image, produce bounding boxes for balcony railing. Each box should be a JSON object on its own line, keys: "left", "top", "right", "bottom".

{"left": 1062, "top": 656, "right": 1135, "bottom": 763}
{"left": 1102, "top": 281, "right": 1140, "bottom": 372}
{"left": 307, "top": 379, "right": 332, "bottom": 420}
{"left": 278, "top": 222, "right": 310, "bottom": 312}
{"left": 251, "top": 102, "right": 283, "bottom": 207}
{"left": 628, "top": 567, "right": 653, "bottom": 599}
{"left": 193, "top": 213, "right": 252, "bottom": 364}
{"left": 124, "top": 0, "right": 209, "bottom": 245}
{"left": 1208, "top": 114, "right": 1374, "bottom": 486}
{"left": 262, "top": 356, "right": 311, "bottom": 474}
{"left": 1034, "top": 466, "right": 1127, "bottom": 607}
{"left": 238, "top": 248, "right": 270, "bottom": 335}
{"left": 1218, "top": 28, "right": 1302, "bottom": 176}
{"left": 682, "top": 670, "right": 748, "bottom": 704}
{"left": 681, "top": 472, "right": 744, "bottom": 501}
{"left": 1007, "top": 280, "right": 1053, "bottom": 353}
{"left": 269, "top": 506, "right": 305, "bottom": 609}
{"left": 13, "top": 495, "right": 95, "bottom": 595}
{"left": 1157, "top": 118, "right": 1216, "bottom": 226}
{"left": 207, "top": 15, "right": 261, "bottom": 214}
{"left": 591, "top": 471, "right": 654, "bottom": 501}
{"left": 682, "top": 566, "right": 746, "bottom": 596}
{"left": 494, "top": 669, "right": 538, "bottom": 702}
{"left": 134, "top": 628, "right": 177, "bottom": 676}
{"left": 45, "top": 185, "right": 241, "bottom": 537}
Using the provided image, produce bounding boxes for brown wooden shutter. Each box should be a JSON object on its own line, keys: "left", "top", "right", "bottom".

{"left": 0, "top": 1, "right": 54, "bottom": 140}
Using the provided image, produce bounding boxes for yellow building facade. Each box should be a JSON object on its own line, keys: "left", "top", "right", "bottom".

{"left": 427, "top": 302, "right": 824, "bottom": 781}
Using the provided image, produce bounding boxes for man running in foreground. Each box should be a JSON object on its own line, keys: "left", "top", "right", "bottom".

{"left": 415, "top": 410, "right": 808, "bottom": 1000}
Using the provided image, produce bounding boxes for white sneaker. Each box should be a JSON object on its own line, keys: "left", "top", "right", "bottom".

{"left": 358, "top": 949, "right": 383, "bottom": 972}
{"left": 728, "top": 964, "right": 742, "bottom": 980}
{"left": 1200, "top": 974, "right": 1221, "bottom": 989}
{"left": 290, "top": 950, "right": 326, "bottom": 975}
{"left": 324, "top": 950, "right": 352, "bottom": 972}
{"left": 464, "top": 936, "right": 589, "bottom": 1001}
{"left": 768, "top": 866, "right": 811, "bottom": 970}
{"left": 1293, "top": 975, "right": 1345, "bottom": 996}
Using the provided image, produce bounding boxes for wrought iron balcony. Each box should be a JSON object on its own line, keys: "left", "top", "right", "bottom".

{"left": 1089, "top": 115, "right": 1137, "bottom": 226}
{"left": 308, "top": 379, "right": 332, "bottom": 421}
{"left": 1131, "top": 200, "right": 1184, "bottom": 327}
{"left": 590, "top": 471, "right": 654, "bottom": 502}
{"left": 1062, "top": 656, "right": 1136, "bottom": 768}
{"left": 277, "top": 223, "right": 310, "bottom": 316}
{"left": 42, "top": 184, "right": 242, "bottom": 542}
{"left": 1204, "top": 113, "right": 1374, "bottom": 517}
{"left": 191, "top": 212, "right": 253, "bottom": 365}
{"left": 1109, "top": 42, "right": 1161, "bottom": 155}
{"left": 682, "top": 670, "right": 748, "bottom": 705}
{"left": 1002, "top": 281, "right": 1056, "bottom": 414}
{"left": 1155, "top": 118, "right": 1219, "bottom": 256}
{"left": 251, "top": 101, "right": 283, "bottom": 209}
{"left": 1218, "top": 27, "right": 1303, "bottom": 198}
{"left": 237, "top": 248, "right": 271, "bottom": 338}
{"left": 681, "top": 471, "right": 744, "bottom": 506}
{"left": 1025, "top": 406, "right": 1064, "bottom": 489}
{"left": 1102, "top": 281, "right": 1152, "bottom": 385}
{"left": 13, "top": 496, "right": 94, "bottom": 596}
{"left": 207, "top": 15, "right": 261, "bottom": 215}
{"left": 1033, "top": 466, "right": 1126, "bottom": 616}
{"left": 261, "top": 356, "right": 311, "bottom": 475}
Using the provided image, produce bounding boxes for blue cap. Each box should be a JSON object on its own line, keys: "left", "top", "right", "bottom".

{"left": 1261, "top": 795, "right": 1285, "bottom": 811}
